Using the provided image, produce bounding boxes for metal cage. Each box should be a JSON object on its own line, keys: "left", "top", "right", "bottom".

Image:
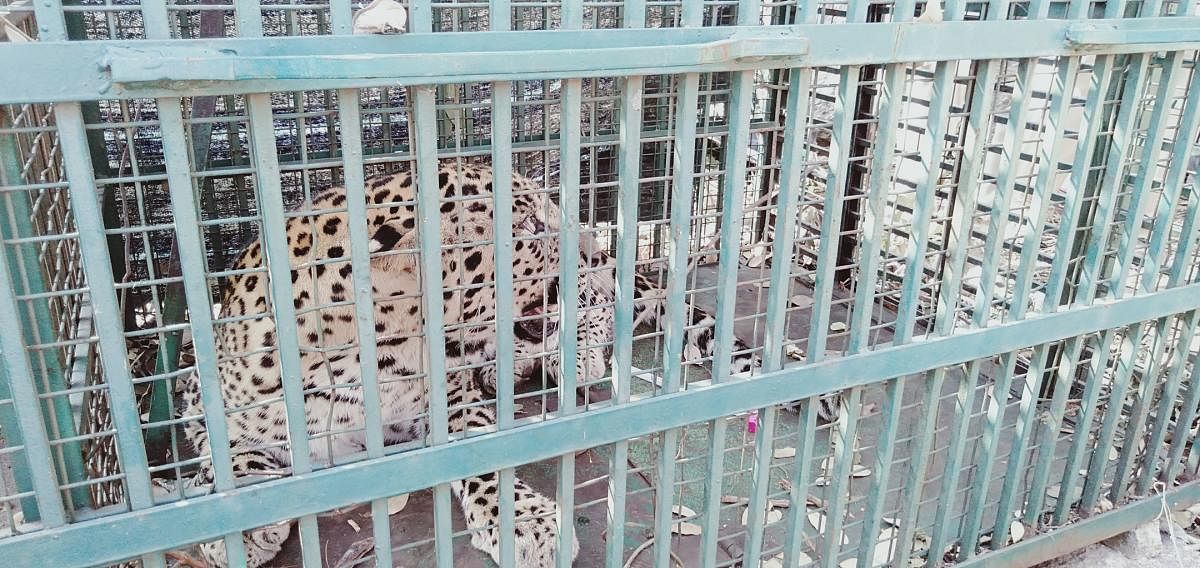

{"left": 1, "top": 0, "right": 1199, "bottom": 567}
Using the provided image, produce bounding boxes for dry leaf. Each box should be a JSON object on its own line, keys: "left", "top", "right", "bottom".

{"left": 786, "top": 345, "right": 805, "bottom": 360}
{"left": 1009, "top": 520, "right": 1026, "bottom": 543}
{"left": 830, "top": 321, "right": 848, "bottom": 332}
{"left": 774, "top": 447, "right": 797, "bottom": 459}
{"left": 791, "top": 295, "right": 814, "bottom": 309}
{"left": 873, "top": 527, "right": 898, "bottom": 565}
{"left": 672, "top": 504, "right": 698, "bottom": 518}
{"left": 346, "top": 519, "right": 361, "bottom": 533}
{"left": 387, "top": 493, "right": 409, "bottom": 515}
{"left": 761, "top": 556, "right": 785, "bottom": 568}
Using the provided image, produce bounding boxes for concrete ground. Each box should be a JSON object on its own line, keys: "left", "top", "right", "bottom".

{"left": 264, "top": 265, "right": 1089, "bottom": 567}
{"left": 1041, "top": 522, "right": 1200, "bottom": 568}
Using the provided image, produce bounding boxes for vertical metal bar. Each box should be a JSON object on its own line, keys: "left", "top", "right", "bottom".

{"left": 1107, "top": 56, "right": 1186, "bottom": 296}
{"left": 410, "top": 84, "right": 455, "bottom": 568}
{"left": 1050, "top": 328, "right": 1116, "bottom": 525}
{"left": 1077, "top": 321, "right": 1147, "bottom": 512}
{"left": 699, "top": 20, "right": 757, "bottom": 566}
{"left": 1074, "top": 59, "right": 1151, "bottom": 303}
{"left": 957, "top": 39, "right": 1048, "bottom": 557}
{"left": 624, "top": 0, "right": 646, "bottom": 27}
{"left": 492, "top": 77, "right": 517, "bottom": 568}
{"left": 486, "top": 3, "right": 516, "bottom": 568}
{"left": 762, "top": 67, "right": 817, "bottom": 568}
{"left": 811, "top": 65, "right": 861, "bottom": 568}
{"left": 554, "top": 78, "right": 581, "bottom": 568}
{"left": 245, "top": 93, "right": 323, "bottom": 568}
{"left": 57, "top": 104, "right": 156, "bottom": 502}
{"left": 888, "top": 11, "right": 964, "bottom": 566}
{"left": 850, "top": 2, "right": 915, "bottom": 562}
{"left": 555, "top": 5, "right": 582, "bottom": 567}
{"left": 235, "top": 0, "right": 264, "bottom": 36}
{"left": 490, "top": 0, "right": 511, "bottom": 31}
{"left": 0, "top": 222, "right": 67, "bottom": 528}
{"left": 1137, "top": 311, "right": 1200, "bottom": 495}
{"left": 158, "top": 97, "right": 251, "bottom": 566}
{"left": 980, "top": 48, "right": 1083, "bottom": 561}
{"left": 923, "top": 5, "right": 1007, "bottom": 560}
{"left": 329, "top": 0, "right": 353, "bottom": 33}
{"left": 650, "top": 6, "right": 703, "bottom": 566}
{"left": 605, "top": 71, "right": 643, "bottom": 568}
{"left": 1042, "top": 0, "right": 1131, "bottom": 309}
{"left": 335, "top": 86, "right": 395, "bottom": 567}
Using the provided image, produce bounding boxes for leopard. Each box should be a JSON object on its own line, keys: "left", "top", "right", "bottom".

{"left": 174, "top": 162, "right": 773, "bottom": 567}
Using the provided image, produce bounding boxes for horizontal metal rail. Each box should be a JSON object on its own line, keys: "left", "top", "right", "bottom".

{"left": 1, "top": 17, "right": 1199, "bottom": 103}
{"left": 2, "top": 281, "right": 1199, "bottom": 567}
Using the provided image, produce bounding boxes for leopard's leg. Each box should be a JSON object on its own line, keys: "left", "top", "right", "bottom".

{"left": 448, "top": 368, "right": 579, "bottom": 567}
{"left": 186, "top": 449, "right": 294, "bottom": 568}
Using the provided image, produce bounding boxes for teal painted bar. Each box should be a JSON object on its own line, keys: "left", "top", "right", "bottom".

{"left": 1143, "top": 61, "right": 1200, "bottom": 293}
{"left": 1050, "top": 329, "right": 1116, "bottom": 525}
{"left": 606, "top": 68, "right": 643, "bottom": 568}
{"left": 334, "top": 85, "right": 394, "bottom": 568}
{"left": 157, "top": 97, "right": 251, "bottom": 566}
{"left": 0, "top": 204, "right": 67, "bottom": 528}
{"left": 700, "top": 67, "right": 754, "bottom": 568}
{"left": 56, "top": 103, "right": 156, "bottom": 506}
{"left": 555, "top": 75, "right": 582, "bottom": 568}
{"left": 244, "top": 93, "right": 324, "bottom": 568}
{"left": 329, "top": 0, "right": 353, "bottom": 34}
{"left": 1108, "top": 317, "right": 1172, "bottom": 504}
{"left": 890, "top": 55, "right": 961, "bottom": 568}
{"left": 2, "top": 279, "right": 1200, "bottom": 566}
{"left": 925, "top": 31, "right": 1002, "bottom": 564}
{"left": 624, "top": 0, "right": 645, "bottom": 27}
{"left": 554, "top": 9, "right": 583, "bottom": 561}
{"left": 1043, "top": 0, "right": 1129, "bottom": 308}
{"left": 411, "top": 83, "right": 456, "bottom": 568}
{"left": 812, "top": 64, "right": 861, "bottom": 568}
{"left": 235, "top": 0, "right": 264, "bottom": 37}
{"left": 11, "top": 19, "right": 1200, "bottom": 104}
{"left": 490, "top": 78, "right": 517, "bottom": 568}
{"left": 1107, "top": 54, "right": 1185, "bottom": 295}
{"left": 0, "top": 107, "right": 91, "bottom": 517}
{"left": 490, "top": 0, "right": 510, "bottom": 31}
{"left": 1075, "top": 57, "right": 1150, "bottom": 302}
{"left": 957, "top": 49, "right": 1040, "bottom": 557}
{"left": 978, "top": 21, "right": 1081, "bottom": 557}
{"left": 1077, "top": 322, "right": 1146, "bottom": 512}
{"left": 852, "top": 29, "right": 913, "bottom": 568}
{"left": 765, "top": 69, "right": 816, "bottom": 568}
{"left": 1136, "top": 310, "right": 1199, "bottom": 494}
{"left": 652, "top": 65, "right": 699, "bottom": 568}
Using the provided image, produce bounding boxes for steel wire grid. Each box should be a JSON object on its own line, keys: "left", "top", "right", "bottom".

{"left": 1, "top": 0, "right": 1200, "bottom": 567}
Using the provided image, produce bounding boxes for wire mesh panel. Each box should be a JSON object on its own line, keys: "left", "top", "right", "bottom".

{"left": 1, "top": 0, "right": 1200, "bottom": 567}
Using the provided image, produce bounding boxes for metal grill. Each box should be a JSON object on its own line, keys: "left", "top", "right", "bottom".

{"left": 1, "top": 0, "right": 1200, "bottom": 567}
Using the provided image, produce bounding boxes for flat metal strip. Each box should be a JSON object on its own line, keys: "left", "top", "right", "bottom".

{"left": 8, "top": 19, "right": 1200, "bottom": 103}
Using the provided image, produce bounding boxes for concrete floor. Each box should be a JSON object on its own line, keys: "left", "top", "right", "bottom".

{"left": 259, "top": 264, "right": 1092, "bottom": 567}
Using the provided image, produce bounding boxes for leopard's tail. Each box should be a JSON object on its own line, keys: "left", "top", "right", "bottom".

{"left": 631, "top": 271, "right": 759, "bottom": 375}
{"left": 631, "top": 271, "right": 841, "bottom": 422}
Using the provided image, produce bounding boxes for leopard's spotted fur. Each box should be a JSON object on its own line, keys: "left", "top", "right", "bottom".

{"left": 176, "top": 163, "right": 762, "bottom": 567}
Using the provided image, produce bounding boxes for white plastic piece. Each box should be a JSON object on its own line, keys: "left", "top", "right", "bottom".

{"left": 353, "top": 0, "right": 408, "bottom": 34}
